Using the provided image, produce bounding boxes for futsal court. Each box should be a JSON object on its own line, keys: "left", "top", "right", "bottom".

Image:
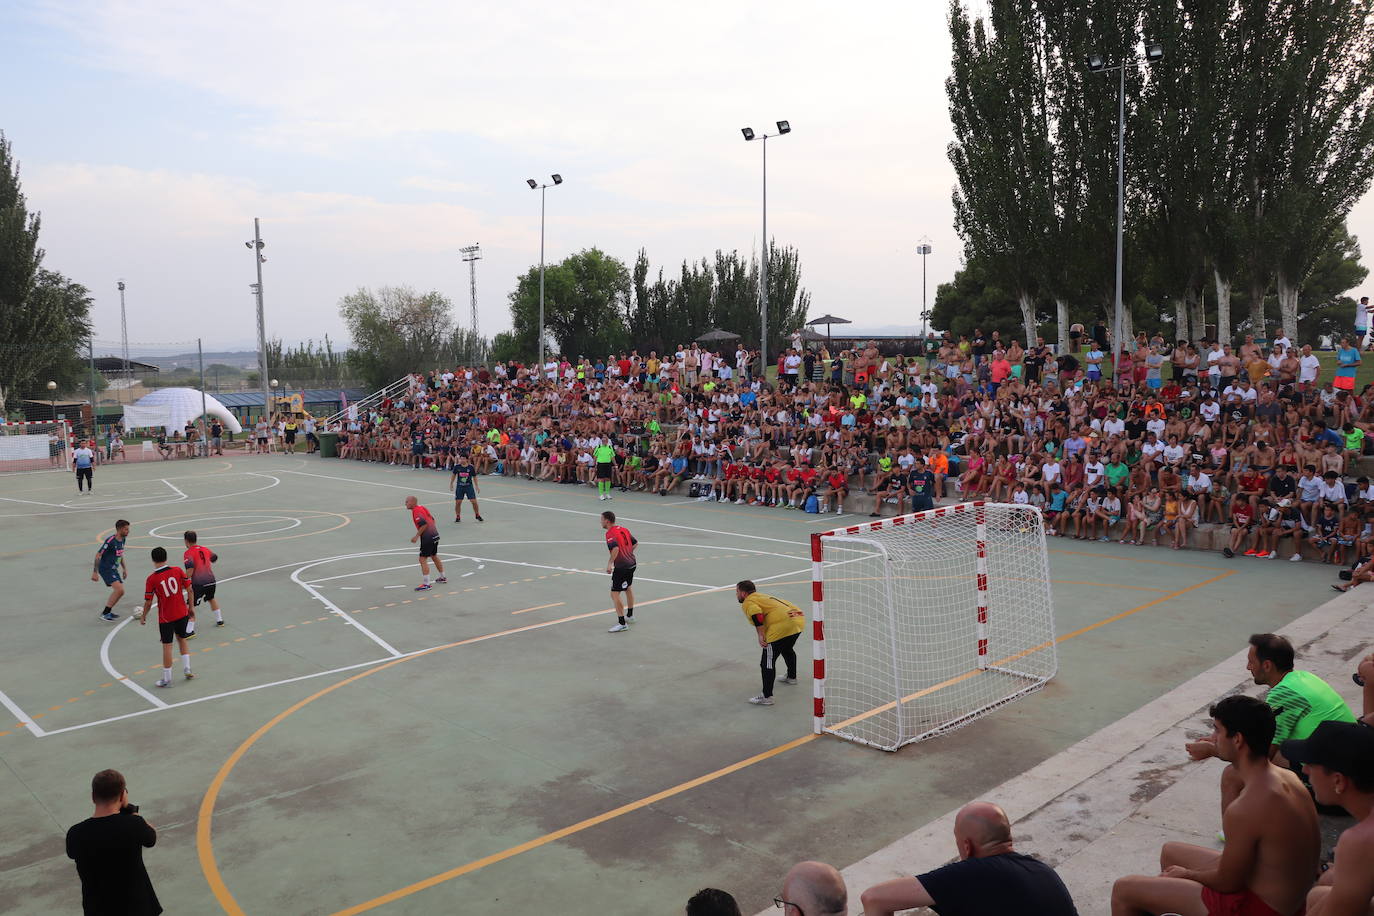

{"left": 0, "top": 454, "right": 1342, "bottom": 914}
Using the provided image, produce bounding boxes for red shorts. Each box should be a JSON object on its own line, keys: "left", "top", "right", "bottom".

{"left": 1201, "top": 886, "right": 1300, "bottom": 916}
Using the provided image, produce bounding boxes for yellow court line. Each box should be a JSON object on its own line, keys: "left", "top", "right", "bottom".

{"left": 198, "top": 565, "right": 1234, "bottom": 914}
{"left": 510, "top": 602, "right": 566, "bottom": 615}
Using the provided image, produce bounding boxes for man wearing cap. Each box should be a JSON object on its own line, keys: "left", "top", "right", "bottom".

{"left": 1283, "top": 721, "right": 1374, "bottom": 915}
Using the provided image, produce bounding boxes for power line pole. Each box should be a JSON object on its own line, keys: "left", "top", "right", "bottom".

{"left": 460, "top": 244, "right": 481, "bottom": 339}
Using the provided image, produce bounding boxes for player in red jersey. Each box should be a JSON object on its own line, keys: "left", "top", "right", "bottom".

{"left": 404, "top": 495, "right": 447, "bottom": 591}
{"left": 602, "top": 511, "right": 638, "bottom": 633}
{"left": 138, "top": 546, "right": 195, "bottom": 687}
{"left": 183, "top": 530, "right": 223, "bottom": 632}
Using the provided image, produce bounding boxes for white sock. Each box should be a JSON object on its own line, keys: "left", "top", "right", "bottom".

{"left": 186, "top": 618, "right": 196, "bottom": 634}
{"left": 181, "top": 654, "right": 191, "bottom": 673}
{"left": 214, "top": 608, "right": 223, "bottom": 622}
{"left": 422, "top": 574, "right": 430, "bottom": 585}
{"left": 162, "top": 667, "right": 172, "bottom": 682}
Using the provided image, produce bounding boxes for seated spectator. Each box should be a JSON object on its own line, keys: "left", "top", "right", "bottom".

{"left": 1187, "top": 634, "right": 1357, "bottom": 815}
{"left": 860, "top": 801, "right": 1078, "bottom": 915}
{"left": 1112, "top": 695, "right": 1320, "bottom": 916}
{"left": 779, "top": 860, "right": 847, "bottom": 916}
{"left": 1283, "top": 721, "right": 1374, "bottom": 916}
{"left": 684, "top": 887, "right": 741, "bottom": 916}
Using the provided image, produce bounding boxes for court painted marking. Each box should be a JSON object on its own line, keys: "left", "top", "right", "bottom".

{"left": 510, "top": 602, "right": 566, "bottom": 615}
{"left": 100, "top": 617, "right": 169, "bottom": 709}
{"left": 289, "top": 561, "right": 403, "bottom": 658}
{"left": 148, "top": 516, "right": 304, "bottom": 540}
{"left": 0, "top": 689, "right": 47, "bottom": 737}
{"left": 0, "top": 472, "right": 282, "bottom": 517}
{"left": 161, "top": 478, "right": 189, "bottom": 500}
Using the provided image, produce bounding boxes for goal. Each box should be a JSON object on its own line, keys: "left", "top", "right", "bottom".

{"left": 810, "top": 501, "right": 1057, "bottom": 752}
{"left": 0, "top": 421, "right": 72, "bottom": 473}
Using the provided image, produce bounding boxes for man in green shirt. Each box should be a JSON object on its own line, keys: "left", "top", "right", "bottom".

{"left": 1104, "top": 459, "right": 1130, "bottom": 488}
{"left": 593, "top": 442, "right": 616, "bottom": 500}
{"left": 1186, "top": 632, "right": 1356, "bottom": 817}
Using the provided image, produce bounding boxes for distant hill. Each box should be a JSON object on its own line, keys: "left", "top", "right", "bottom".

{"left": 132, "top": 351, "right": 262, "bottom": 370}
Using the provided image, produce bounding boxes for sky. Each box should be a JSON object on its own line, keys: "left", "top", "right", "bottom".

{"left": 3, "top": 0, "right": 1372, "bottom": 355}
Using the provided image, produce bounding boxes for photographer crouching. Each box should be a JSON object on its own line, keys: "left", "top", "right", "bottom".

{"left": 66, "top": 769, "right": 161, "bottom": 915}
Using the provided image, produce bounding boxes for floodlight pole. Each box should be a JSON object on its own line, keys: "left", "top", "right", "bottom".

{"left": 917, "top": 239, "right": 933, "bottom": 338}
{"left": 529, "top": 178, "right": 561, "bottom": 379}
{"left": 198, "top": 337, "right": 208, "bottom": 456}
{"left": 1112, "top": 64, "right": 1125, "bottom": 387}
{"left": 117, "top": 280, "right": 129, "bottom": 403}
{"left": 250, "top": 218, "right": 269, "bottom": 426}
{"left": 762, "top": 133, "right": 769, "bottom": 373}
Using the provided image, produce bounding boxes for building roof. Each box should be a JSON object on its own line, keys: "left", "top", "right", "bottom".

{"left": 93, "top": 357, "right": 161, "bottom": 372}
{"left": 212, "top": 389, "right": 368, "bottom": 408}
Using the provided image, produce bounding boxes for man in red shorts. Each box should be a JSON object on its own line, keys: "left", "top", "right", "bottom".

{"left": 138, "top": 546, "right": 197, "bottom": 688}
{"left": 1110, "top": 695, "right": 1319, "bottom": 916}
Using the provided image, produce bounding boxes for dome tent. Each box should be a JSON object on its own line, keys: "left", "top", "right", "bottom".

{"left": 122, "top": 388, "right": 243, "bottom": 435}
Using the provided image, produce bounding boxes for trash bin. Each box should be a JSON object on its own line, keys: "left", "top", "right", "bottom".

{"left": 318, "top": 432, "right": 339, "bottom": 458}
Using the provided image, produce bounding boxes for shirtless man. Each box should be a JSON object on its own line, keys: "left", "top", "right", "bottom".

{"left": 1110, "top": 695, "right": 1319, "bottom": 916}
{"left": 1285, "top": 722, "right": 1374, "bottom": 916}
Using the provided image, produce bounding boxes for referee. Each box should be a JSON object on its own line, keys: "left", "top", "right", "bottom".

{"left": 594, "top": 441, "right": 616, "bottom": 500}
{"left": 735, "top": 580, "right": 805, "bottom": 706}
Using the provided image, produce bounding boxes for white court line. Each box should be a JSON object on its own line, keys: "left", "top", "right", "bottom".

{"left": 290, "top": 561, "right": 402, "bottom": 658}
{"left": 100, "top": 616, "right": 169, "bottom": 709}
{"left": 278, "top": 469, "right": 803, "bottom": 546}
{"left": 339, "top": 586, "right": 361, "bottom": 590}
{"left": 447, "top": 553, "right": 716, "bottom": 588}
{"left": 0, "top": 688, "right": 47, "bottom": 737}
{"left": 160, "top": 478, "right": 188, "bottom": 500}
{"left": 0, "top": 472, "right": 282, "bottom": 517}
{"left": 0, "top": 494, "right": 68, "bottom": 507}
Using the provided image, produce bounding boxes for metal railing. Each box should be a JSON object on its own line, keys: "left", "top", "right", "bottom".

{"left": 321, "top": 375, "right": 415, "bottom": 427}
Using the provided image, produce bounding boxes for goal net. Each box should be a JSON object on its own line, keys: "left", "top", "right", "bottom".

{"left": 811, "top": 501, "right": 1057, "bottom": 752}
{"left": 0, "top": 421, "right": 72, "bottom": 473}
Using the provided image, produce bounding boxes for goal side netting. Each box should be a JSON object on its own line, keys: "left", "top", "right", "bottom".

{"left": 0, "top": 421, "right": 72, "bottom": 473}
{"left": 811, "top": 501, "right": 1057, "bottom": 752}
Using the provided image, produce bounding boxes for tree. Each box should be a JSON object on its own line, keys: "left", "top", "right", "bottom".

{"left": 339, "top": 286, "right": 456, "bottom": 389}
{"left": 505, "top": 249, "right": 630, "bottom": 360}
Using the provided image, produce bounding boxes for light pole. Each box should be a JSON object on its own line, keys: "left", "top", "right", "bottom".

{"left": 117, "top": 280, "right": 130, "bottom": 400}
{"left": 741, "top": 120, "right": 791, "bottom": 375}
{"left": 526, "top": 175, "right": 563, "bottom": 380}
{"left": 244, "top": 220, "right": 268, "bottom": 426}
{"left": 1088, "top": 40, "right": 1163, "bottom": 385}
{"left": 917, "top": 238, "right": 933, "bottom": 339}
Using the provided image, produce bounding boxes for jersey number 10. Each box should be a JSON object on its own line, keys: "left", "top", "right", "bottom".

{"left": 158, "top": 577, "right": 181, "bottom": 598}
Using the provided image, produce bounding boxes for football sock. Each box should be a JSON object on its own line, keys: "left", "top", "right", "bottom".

{"left": 214, "top": 608, "right": 223, "bottom": 623}
{"left": 181, "top": 654, "right": 191, "bottom": 673}
{"left": 422, "top": 574, "right": 430, "bottom": 585}
{"left": 186, "top": 619, "right": 196, "bottom": 635}
{"left": 617, "top": 615, "right": 626, "bottom": 626}
{"left": 626, "top": 607, "right": 634, "bottom": 618}
{"left": 162, "top": 667, "right": 172, "bottom": 682}
{"left": 102, "top": 606, "right": 112, "bottom": 615}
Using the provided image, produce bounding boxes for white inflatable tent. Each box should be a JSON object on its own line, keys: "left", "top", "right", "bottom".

{"left": 122, "top": 388, "right": 243, "bottom": 435}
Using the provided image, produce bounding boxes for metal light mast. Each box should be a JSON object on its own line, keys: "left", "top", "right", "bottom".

{"left": 460, "top": 244, "right": 482, "bottom": 337}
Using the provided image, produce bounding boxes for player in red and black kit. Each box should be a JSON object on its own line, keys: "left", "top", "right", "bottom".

{"left": 602, "top": 510, "right": 638, "bottom": 633}
{"left": 404, "top": 495, "right": 447, "bottom": 591}
{"left": 139, "top": 546, "right": 195, "bottom": 687}
{"left": 183, "top": 530, "right": 223, "bottom": 632}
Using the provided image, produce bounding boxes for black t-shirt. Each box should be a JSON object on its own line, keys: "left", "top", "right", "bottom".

{"left": 918, "top": 852, "right": 1078, "bottom": 916}
{"left": 66, "top": 813, "right": 161, "bottom": 916}
{"left": 1268, "top": 473, "right": 1296, "bottom": 499}
{"left": 449, "top": 462, "right": 477, "bottom": 487}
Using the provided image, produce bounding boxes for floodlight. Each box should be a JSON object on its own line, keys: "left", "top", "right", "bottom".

{"left": 1144, "top": 40, "right": 1164, "bottom": 62}
{"left": 527, "top": 178, "right": 538, "bottom": 189}
{"left": 551, "top": 174, "right": 563, "bottom": 185}
{"left": 776, "top": 120, "right": 791, "bottom": 134}
{"left": 245, "top": 241, "right": 253, "bottom": 249}
{"left": 741, "top": 127, "right": 755, "bottom": 141}
{"left": 1087, "top": 53, "right": 1106, "bottom": 71}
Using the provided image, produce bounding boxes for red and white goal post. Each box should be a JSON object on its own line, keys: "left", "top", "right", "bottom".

{"left": 809, "top": 501, "right": 1058, "bottom": 752}
{"left": 0, "top": 420, "right": 73, "bottom": 473}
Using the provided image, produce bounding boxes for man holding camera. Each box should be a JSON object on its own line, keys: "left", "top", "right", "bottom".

{"left": 66, "top": 768, "right": 160, "bottom": 915}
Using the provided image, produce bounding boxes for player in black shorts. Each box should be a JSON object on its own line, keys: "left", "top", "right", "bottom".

{"left": 448, "top": 453, "right": 484, "bottom": 523}
{"left": 602, "top": 511, "right": 638, "bottom": 633}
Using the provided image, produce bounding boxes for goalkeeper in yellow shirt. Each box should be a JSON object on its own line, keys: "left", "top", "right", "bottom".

{"left": 736, "top": 580, "right": 806, "bottom": 706}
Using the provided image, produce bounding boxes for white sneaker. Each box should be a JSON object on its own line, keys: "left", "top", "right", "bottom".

{"left": 778, "top": 677, "right": 798, "bottom": 685}
{"left": 154, "top": 678, "right": 172, "bottom": 688}
{"left": 1267, "top": 551, "right": 1278, "bottom": 559}
{"left": 836, "top": 506, "right": 843, "bottom": 514}
{"left": 735, "top": 498, "right": 746, "bottom": 504}
{"left": 608, "top": 623, "right": 629, "bottom": 633}
{"left": 1290, "top": 553, "right": 1303, "bottom": 562}
{"left": 748, "top": 695, "right": 775, "bottom": 706}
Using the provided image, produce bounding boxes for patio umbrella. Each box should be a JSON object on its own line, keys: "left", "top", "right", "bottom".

{"left": 806, "top": 313, "right": 852, "bottom": 343}
{"left": 696, "top": 328, "right": 741, "bottom": 344}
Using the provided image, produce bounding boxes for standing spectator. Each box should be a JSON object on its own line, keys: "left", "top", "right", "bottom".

{"left": 780, "top": 861, "right": 847, "bottom": 916}
{"left": 1283, "top": 721, "right": 1374, "bottom": 916}
{"left": 66, "top": 769, "right": 160, "bottom": 915}
{"left": 861, "top": 801, "right": 1078, "bottom": 915}
{"left": 1335, "top": 336, "right": 1361, "bottom": 393}
{"left": 72, "top": 438, "right": 95, "bottom": 493}
{"left": 1112, "top": 695, "right": 1319, "bottom": 916}
{"left": 735, "top": 579, "right": 804, "bottom": 707}
{"left": 1357, "top": 295, "right": 1372, "bottom": 346}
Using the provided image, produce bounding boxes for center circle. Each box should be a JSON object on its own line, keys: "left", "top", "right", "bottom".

{"left": 148, "top": 515, "right": 304, "bottom": 540}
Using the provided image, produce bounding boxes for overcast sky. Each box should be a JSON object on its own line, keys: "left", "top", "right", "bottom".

{"left": 4, "top": 0, "right": 1371, "bottom": 354}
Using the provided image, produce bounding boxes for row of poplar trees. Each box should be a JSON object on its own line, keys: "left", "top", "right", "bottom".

{"left": 946, "top": 0, "right": 1374, "bottom": 348}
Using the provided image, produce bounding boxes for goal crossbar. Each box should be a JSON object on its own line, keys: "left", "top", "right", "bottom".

{"left": 810, "top": 501, "right": 1058, "bottom": 751}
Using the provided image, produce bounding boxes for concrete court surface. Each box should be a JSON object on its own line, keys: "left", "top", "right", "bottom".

{"left": 0, "top": 454, "right": 1351, "bottom": 914}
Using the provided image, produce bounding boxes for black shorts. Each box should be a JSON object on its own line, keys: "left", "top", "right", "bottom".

{"left": 610, "top": 565, "right": 636, "bottom": 592}
{"left": 159, "top": 615, "right": 191, "bottom": 644}
{"left": 193, "top": 583, "right": 217, "bottom": 605}
{"left": 285, "top": 431, "right": 297, "bottom": 443}
{"left": 596, "top": 462, "right": 614, "bottom": 480}
{"left": 419, "top": 534, "right": 440, "bottom": 558}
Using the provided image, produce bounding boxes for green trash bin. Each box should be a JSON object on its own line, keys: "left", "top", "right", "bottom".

{"left": 318, "top": 432, "right": 339, "bottom": 458}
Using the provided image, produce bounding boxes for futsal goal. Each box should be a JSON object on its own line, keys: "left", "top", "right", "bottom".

{"left": 810, "top": 501, "right": 1057, "bottom": 752}
{"left": 0, "top": 421, "right": 72, "bottom": 473}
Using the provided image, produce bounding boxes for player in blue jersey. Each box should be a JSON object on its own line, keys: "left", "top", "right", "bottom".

{"left": 448, "top": 451, "right": 484, "bottom": 523}
{"left": 91, "top": 519, "right": 130, "bottom": 622}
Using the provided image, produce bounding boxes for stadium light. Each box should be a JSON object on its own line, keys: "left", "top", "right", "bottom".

{"left": 739, "top": 120, "right": 792, "bottom": 371}
{"left": 1145, "top": 40, "right": 1164, "bottom": 62}
{"left": 528, "top": 175, "right": 564, "bottom": 377}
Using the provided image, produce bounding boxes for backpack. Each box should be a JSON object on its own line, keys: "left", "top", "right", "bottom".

{"left": 804, "top": 494, "right": 820, "bottom": 513}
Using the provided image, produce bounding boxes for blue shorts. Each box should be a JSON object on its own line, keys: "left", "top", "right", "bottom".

{"left": 1147, "top": 377, "right": 1163, "bottom": 389}
{"left": 99, "top": 568, "right": 122, "bottom": 586}
{"left": 454, "top": 485, "right": 476, "bottom": 500}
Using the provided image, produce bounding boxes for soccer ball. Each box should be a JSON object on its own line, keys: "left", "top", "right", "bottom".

{"left": 134, "top": 606, "right": 143, "bottom": 615}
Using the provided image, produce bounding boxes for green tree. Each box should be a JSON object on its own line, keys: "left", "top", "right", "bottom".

{"left": 339, "top": 286, "right": 456, "bottom": 389}
{"left": 506, "top": 249, "right": 630, "bottom": 359}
